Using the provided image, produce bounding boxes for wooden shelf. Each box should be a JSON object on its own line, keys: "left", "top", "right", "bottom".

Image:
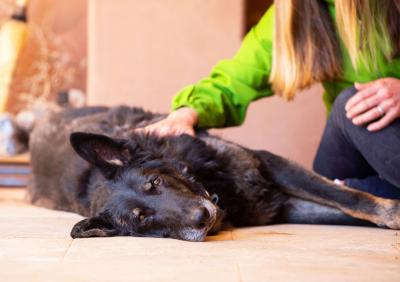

{"left": 0, "top": 153, "right": 30, "bottom": 187}
{"left": 0, "top": 153, "right": 30, "bottom": 164}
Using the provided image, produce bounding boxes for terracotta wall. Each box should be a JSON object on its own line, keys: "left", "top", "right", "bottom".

{"left": 88, "top": 0, "right": 326, "bottom": 168}
{"left": 27, "top": 0, "right": 87, "bottom": 91}
{"left": 221, "top": 85, "right": 326, "bottom": 169}
{"left": 87, "top": 0, "right": 243, "bottom": 110}
{"left": 0, "top": 0, "right": 87, "bottom": 112}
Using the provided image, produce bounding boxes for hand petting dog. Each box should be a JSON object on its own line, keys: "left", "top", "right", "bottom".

{"left": 137, "top": 107, "right": 198, "bottom": 137}
{"left": 345, "top": 78, "right": 400, "bottom": 131}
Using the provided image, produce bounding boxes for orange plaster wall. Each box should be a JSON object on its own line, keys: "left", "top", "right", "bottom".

{"left": 218, "top": 85, "right": 326, "bottom": 169}
{"left": 87, "top": 0, "right": 244, "bottom": 111}
{"left": 1, "top": 0, "right": 87, "bottom": 112}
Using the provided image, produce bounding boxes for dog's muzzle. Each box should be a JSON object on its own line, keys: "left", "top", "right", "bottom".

{"left": 178, "top": 199, "right": 219, "bottom": 241}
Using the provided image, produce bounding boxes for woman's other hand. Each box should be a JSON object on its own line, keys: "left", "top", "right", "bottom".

{"left": 345, "top": 78, "right": 400, "bottom": 131}
{"left": 137, "top": 107, "right": 198, "bottom": 136}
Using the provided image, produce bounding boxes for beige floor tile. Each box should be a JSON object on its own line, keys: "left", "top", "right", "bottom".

{"left": 0, "top": 217, "right": 81, "bottom": 239}
{"left": 0, "top": 204, "right": 82, "bottom": 219}
{"left": 234, "top": 225, "right": 400, "bottom": 282}
{"left": 0, "top": 188, "right": 26, "bottom": 202}
{"left": 64, "top": 236, "right": 239, "bottom": 263}
{"left": 0, "top": 188, "right": 398, "bottom": 281}
{"left": 238, "top": 260, "right": 400, "bottom": 282}
{"left": 0, "top": 261, "right": 239, "bottom": 282}
{"left": 0, "top": 238, "right": 72, "bottom": 262}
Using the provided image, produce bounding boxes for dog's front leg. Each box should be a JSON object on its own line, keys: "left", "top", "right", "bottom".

{"left": 255, "top": 150, "right": 400, "bottom": 229}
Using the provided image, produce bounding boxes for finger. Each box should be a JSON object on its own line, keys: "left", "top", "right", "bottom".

{"left": 354, "top": 81, "right": 376, "bottom": 90}
{"left": 174, "top": 126, "right": 194, "bottom": 136}
{"left": 345, "top": 82, "right": 382, "bottom": 111}
{"left": 347, "top": 87, "right": 391, "bottom": 119}
{"left": 134, "top": 124, "right": 160, "bottom": 136}
{"left": 156, "top": 127, "right": 175, "bottom": 137}
{"left": 354, "top": 78, "right": 390, "bottom": 90}
{"left": 183, "top": 128, "right": 196, "bottom": 136}
{"left": 367, "top": 109, "right": 397, "bottom": 131}
{"left": 351, "top": 106, "right": 385, "bottom": 126}
{"left": 134, "top": 127, "right": 144, "bottom": 132}
{"left": 133, "top": 127, "right": 146, "bottom": 134}
{"left": 346, "top": 90, "right": 384, "bottom": 119}
{"left": 165, "top": 125, "right": 193, "bottom": 137}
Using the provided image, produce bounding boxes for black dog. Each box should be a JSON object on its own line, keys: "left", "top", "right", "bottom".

{"left": 28, "top": 106, "right": 400, "bottom": 241}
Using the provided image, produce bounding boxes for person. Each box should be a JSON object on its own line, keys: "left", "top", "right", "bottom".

{"left": 141, "top": 0, "right": 400, "bottom": 199}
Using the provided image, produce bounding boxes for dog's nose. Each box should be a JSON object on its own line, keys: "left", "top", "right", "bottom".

{"left": 191, "top": 207, "right": 211, "bottom": 229}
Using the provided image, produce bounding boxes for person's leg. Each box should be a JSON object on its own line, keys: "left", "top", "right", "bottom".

{"left": 313, "top": 87, "right": 375, "bottom": 180}
{"left": 313, "top": 87, "right": 400, "bottom": 198}
{"left": 344, "top": 176, "right": 400, "bottom": 199}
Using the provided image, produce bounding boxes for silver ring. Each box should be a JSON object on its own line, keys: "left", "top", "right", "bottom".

{"left": 376, "top": 105, "right": 385, "bottom": 115}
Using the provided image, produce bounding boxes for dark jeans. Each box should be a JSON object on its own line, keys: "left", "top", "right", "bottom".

{"left": 313, "top": 87, "right": 400, "bottom": 199}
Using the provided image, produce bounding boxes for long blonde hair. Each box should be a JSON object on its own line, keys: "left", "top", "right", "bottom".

{"left": 270, "top": 0, "right": 400, "bottom": 100}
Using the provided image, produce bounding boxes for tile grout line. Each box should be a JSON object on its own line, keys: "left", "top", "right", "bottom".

{"left": 236, "top": 263, "right": 243, "bottom": 282}
{"left": 60, "top": 238, "right": 74, "bottom": 262}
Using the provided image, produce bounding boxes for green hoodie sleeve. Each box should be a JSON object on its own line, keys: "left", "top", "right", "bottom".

{"left": 171, "top": 6, "right": 275, "bottom": 128}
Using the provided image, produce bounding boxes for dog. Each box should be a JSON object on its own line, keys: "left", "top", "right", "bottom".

{"left": 27, "top": 106, "right": 400, "bottom": 241}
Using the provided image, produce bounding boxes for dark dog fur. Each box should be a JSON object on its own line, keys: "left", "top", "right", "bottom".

{"left": 28, "top": 106, "right": 400, "bottom": 241}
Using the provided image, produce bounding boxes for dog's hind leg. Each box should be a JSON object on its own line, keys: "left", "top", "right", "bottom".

{"left": 255, "top": 150, "right": 400, "bottom": 229}
{"left": 280, "top": 197, "right": 374, "bottom": 226}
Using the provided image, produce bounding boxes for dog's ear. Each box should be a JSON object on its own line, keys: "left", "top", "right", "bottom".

{"left": 70, "top": 132, "right": 131, "bottom": 178}
{"left": 70, "top": 214, "right": 120, "bottom": 238}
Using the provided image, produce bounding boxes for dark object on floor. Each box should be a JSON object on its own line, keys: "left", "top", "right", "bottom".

{"left": 27, "top": 106, "right": 400, "bottom": 241}
{"left": 0, "top": 114, "right": 29, "bottom": 155}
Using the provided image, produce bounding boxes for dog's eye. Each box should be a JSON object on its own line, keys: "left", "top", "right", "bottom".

{"left": 143, "top": 182, "right": 153, "bottom": 192}
{"left": 211, "top": 194, "right": 219, "bottom": 204}
{"left": 143, "top": 177, "right": 162, "bottom": 194}
{"left": 152, "top": 177, "right": 161, "bottom": 186}
{"left": 132, "top": 208, "right": 146, "bottom": 222}
{"left": 132, "top": 208, "right": 141, "bottom": 216}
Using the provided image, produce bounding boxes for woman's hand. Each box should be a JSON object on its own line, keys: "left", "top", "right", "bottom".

{"left": 137, "top": 107, "right": 198, "bottom": 136}
{"left": 345, "top": 78, "right": 400, "bottom": 131}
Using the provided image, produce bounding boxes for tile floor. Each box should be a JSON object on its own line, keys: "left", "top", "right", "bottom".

{"left": 0, "top": 188, "right": 399, "bottom": 281}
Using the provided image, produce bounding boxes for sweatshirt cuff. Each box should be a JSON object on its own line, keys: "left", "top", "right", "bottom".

{"left": 171, "top": 85, "right": 217, "bottom": 128}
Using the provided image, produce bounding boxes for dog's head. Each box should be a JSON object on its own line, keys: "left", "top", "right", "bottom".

{"left": 69, "top": 132, "right": 223, "bottom": 241}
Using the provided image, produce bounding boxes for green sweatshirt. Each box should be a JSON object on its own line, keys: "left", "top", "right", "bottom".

{"left": 171, "top": 2, "right": 400, "bottom": 128}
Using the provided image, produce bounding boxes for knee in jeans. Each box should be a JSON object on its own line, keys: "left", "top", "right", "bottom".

{"left": 330, "top": 86, "right": 357, "bottom": 124}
